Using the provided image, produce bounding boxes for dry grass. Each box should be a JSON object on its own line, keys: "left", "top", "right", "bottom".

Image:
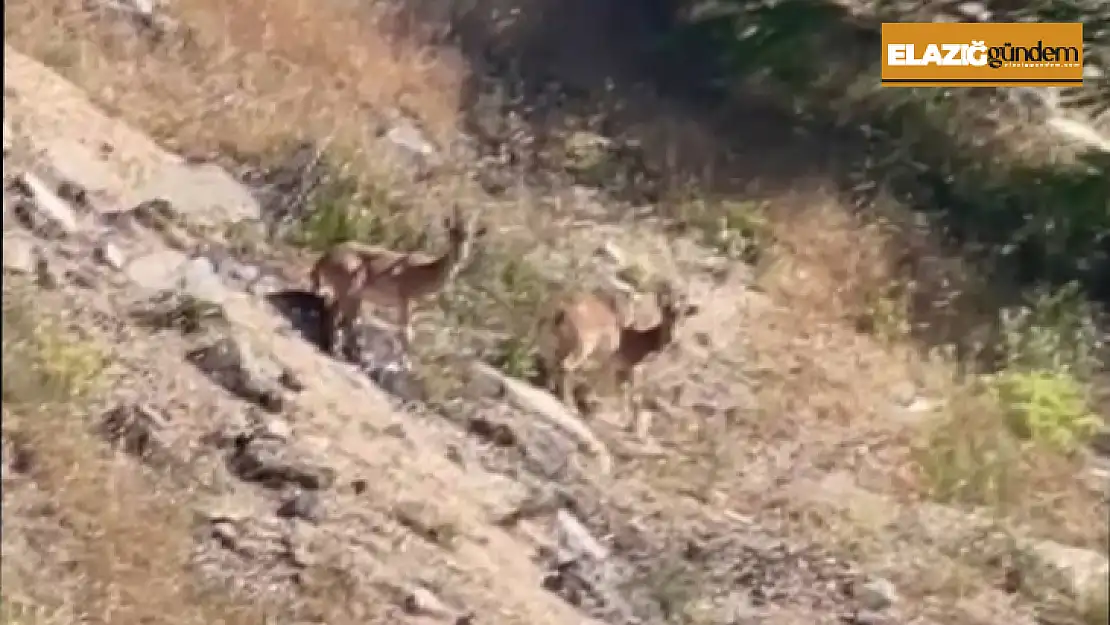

{"left": 0, "top": 282, "right": 369, "bottom": 625}
{"left": 5, "top": 0, "right": 464, "bottom": 162}
{"left": 0, "top": 283, "right": 266, "bottom": 625}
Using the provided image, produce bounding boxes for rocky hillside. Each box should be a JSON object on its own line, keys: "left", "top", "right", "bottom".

{"left": 3, "top": 3, "right": 1109, "bottom": 625}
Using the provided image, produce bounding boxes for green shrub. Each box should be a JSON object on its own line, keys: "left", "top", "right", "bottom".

{"left": 985, "top": 368, "right": 1099, "bottom": 453}
{"left": 290, "top": 170, "right": 399, "bottom": 250}
{"left": 996, "top": 282, "right": 1103, "bottom": 377}
{"left": 672, "top": 196, "right": 771, "bottom": 264}
{"left": 2, "top": 290, "right": 107, "bottom": 405}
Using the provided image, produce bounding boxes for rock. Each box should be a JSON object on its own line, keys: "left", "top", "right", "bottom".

{"left": 186, "top": 335, "right": 285, "bottom": 413}
{"left": 594, "top": 240, "right": 627, "bottom": 265}
{"left": 855, "top": 577, "right": 898, "bottom": 611}
{"left": 98, "top": 403, "right": 174, "bottom": 467}
{"left": 93, "top": 241, "right": 127, "bottom": 270}
{"left": 889, "top": 381, "right": 917, "bottom": 408}
{"left": 276, "top": 489, "right": 323, "bottom": 522}
{"left": 34, "top": 255, "right": 64, "bottom": 289}
{"left": 123, "top": 249, "right": 190, "bottom": 291}
{"left": 12, "top": 171, "right": 80, "bottom": 237}
{"left": 175, "top": 255, "right": 228, "bottom": 305}
{"left": 54, "top": 180, "right": 91, "bottom": 210}
{"left": 466, "top": 416, "right": 517, "bottom": 447}
{"left": 470, "top": 361, "right": 612, "bottom": 475}
{"left": 278, "top": 367, "right": 305, "bottom": 393}
{"left": 125, "top": 162, "right": 261, "bottom": 226}
{"left": 95, "top": 0, "right": 157, "bottom": 22}
{"left": 124, "top": 197, "right": 180, "bottom": 231}
{"left": 246, "top": 274, "right": 284, "bottom": 297}
{"left": 1024, "top": 539, "right": 1109, "bottom": 599}
{"left": 196, "top": 496, "right": 254, "bottom": 524}
{"left": 219, "top": 258, "right": 260, "bottom": 285}
{"left": 3, "top": 233, "right": 40, "bottom": 274}
{"left": 257, "top": 416, "right": 294, "bottom": 443}
{"left": 555, "top": 509, "right": 609, "bottom": 562}
{"left": 386, "top": 122, "right": 437, "bottom": 158}
{"left": 1046, "top": 117, "right": 1110, "bottom": 153}
{"left": 346, "top": 320, "right": 424, "bottom": 401}
{"left": 210, "top": 520, "right": 241, "bottom": 551}
{"left": 402, "top": 585, "right": 472, "bottom": 624}
{"left": 954, "top": 1, "right": 991, "bottom": 20}
{"left": 34, "top": 138, "right": 121, "bottom": 200}
{"left": 226, "top": 434, "right": 336, "bottom": 491}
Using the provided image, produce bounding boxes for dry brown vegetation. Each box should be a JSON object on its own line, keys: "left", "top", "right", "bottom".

{"left": 4, "top": 0, "right": 1107, "bottom": 623}
{"left": 1, "top": 284, "right": 270, "bottom": 625}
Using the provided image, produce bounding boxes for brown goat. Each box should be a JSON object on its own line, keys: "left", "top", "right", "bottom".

{"left": 310, "top": 206, "right": 487, "bottom": 356}
{"left": 541, "top": 284, "right": 699, "bottom": 435}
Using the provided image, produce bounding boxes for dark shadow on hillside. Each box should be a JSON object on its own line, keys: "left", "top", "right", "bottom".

{"left": 391, "top": 0, "right": 881, "bottom": 199}
{"left": 388, "top": 0, "right": 1110, "bottom": 350}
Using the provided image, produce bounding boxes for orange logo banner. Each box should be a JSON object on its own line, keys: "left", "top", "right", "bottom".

{"left": 881, "top": 22, "right": 1084, "bottom": 87}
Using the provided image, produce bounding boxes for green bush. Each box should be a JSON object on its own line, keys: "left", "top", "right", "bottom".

{"left": 985, "top": 369, "right": 1099, "bottom": 453}
{"left": 665, "top": 0, "right": 1110, "bottom": 310}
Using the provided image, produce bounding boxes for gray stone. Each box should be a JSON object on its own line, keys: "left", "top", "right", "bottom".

{"left": 226, "top": 434, "right": 336, "bottom": 491}
{"left": 37, "top": 139, "right": 120, "bottom": 205}
{"left": 386, "top": 123, "right": 437, "bottom": 158}
{"left": 124, "top": 162, "right": 260, "bottom": 226}
{"left": 186, "top": 334, "right": 285, "bottom": 413}
{"left": 471, "top": 361, "right": 612, "bottom": 475}
{"left": 176, "top": 256, "right": 227, "bottom": 304}
{"left": 955, "top": 1, "right": 991, "bottom": 20}
{"left": 258, "top": 416, "right": 294, "bottom": 443}
{"left": 1024, "top": 539, "right": 1109, "bottom": 599}
{"left": 93, "top": 241, "right": 127, "bottom": 270}
{"left": 855, "top": 577, "right": 898, "bottom": 611}
{"left": 16, "top": 171, "right": 80, "bottom": 237}
{"left": 276, "top": 489, "right": 322, "bottom": 522}
{"left": 124, "top": 249, "right": 189, "bottom": 291}
{"left": 3, "top": 234, "right": 39, "bottom": 274}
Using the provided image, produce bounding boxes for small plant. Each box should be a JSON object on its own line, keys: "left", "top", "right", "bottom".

{"left": 674, "top": 197, "right": 771, "bottom": 264}
{"left": 440, "top": 247, "right": 553, "bottom": 380}
{"left": 985, "top": 368, "right": 1099, "bottom": 453}
{"left": 2, "top": 295, "right": 107, "bottom": 405}
{"left": 978, "top": 282, "right": 1103, "bottom": 453}
{"left": 223, "top": 219, "right": 268, "bottom": 259}
{"left": 858, "top": 284, "right": 911, "bottom": 342}
{"left": 279, "top": 151, "right": 417, "bottom": 253}
{"left": 996, "top": 282, "right": 1103, "bottom": 377}
{"left": 917, "top": 387, "right": 1028, "bottom": 511}
{"left": 561, "top": 130, "right": 616, "bottom": 184}
{"left": 643, "top": 556, "right": 700, "bottom": 624}
{"left": 291, "top": 172, "right": 388, "bottom": 250}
